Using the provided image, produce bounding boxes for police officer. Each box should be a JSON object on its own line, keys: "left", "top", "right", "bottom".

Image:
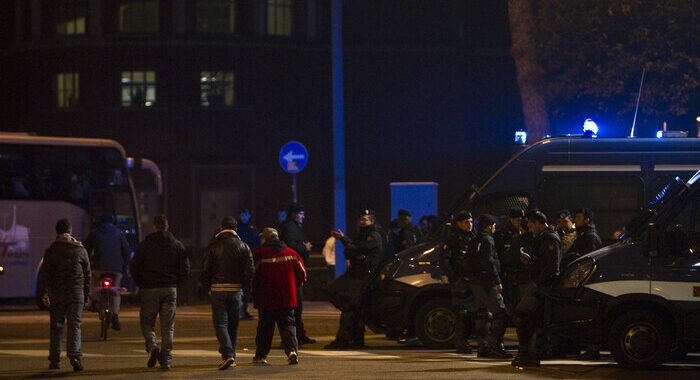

{"left": 394, "top": 209, "right": 424, "bottom": 254}
{"left": 439, "top": 210, "right": 475, "bottom": 354}
{"left": 467, "top": 214, "right": 511, "bottom": 358}
{"left": 512, "top": 210, "right": 561, "bottom": 367}
{"left": 555, "top": 210, "right": 577, "bottom": 260}
{"left": 494, "top": 208, "right": 524, "bottom": 313}
{"left": 326, "top": 209, "right": 387, "bottom": 349}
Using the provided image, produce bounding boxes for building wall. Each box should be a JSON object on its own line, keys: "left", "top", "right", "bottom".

{"left": 0, "top": 0, "right": 522, "bottom": 248}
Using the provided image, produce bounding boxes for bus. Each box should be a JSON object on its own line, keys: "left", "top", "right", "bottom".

{"left": 0, "top": 133, "right": 141, "bottom": 306}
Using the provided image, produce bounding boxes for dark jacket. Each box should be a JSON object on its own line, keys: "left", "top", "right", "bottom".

{"left": 237, "top": 221, "right": 261, "bottom": 250}
{"left": 84, "top": 222, "right": 131, "bottom": 273}
{"left": 279, "top": 219, "right": 311, "bottom": 264}
{"left": 466, "top": 231, "right": 502, "bottom": 289}
{"left": 252, "top": 239, "right": 306, "bottom": 310}
{"left": 439, "top": 227, "right": 475, "bottom": 282}
{"left": 201, "top": 230, "right": 254, "bottom": 292}
{"left": 340, "top": 223, "right": 387, "bottom": 274}
{"left": 38, "top": 234, "right": 91, "bottom": 299}
{"left": 529, "top": 226, "right": 562, "bottom": 286}
{"left": 563, "top": 223, "right": 602, "bottom": 268}
{"left": 395, "top": 223, "right": 424, "bottom": 253}
{"left": 131, "top": 230, "right": 189, "bottom": 289}
{"left": 500, "top": 232, "right": 534, "bottom": 285}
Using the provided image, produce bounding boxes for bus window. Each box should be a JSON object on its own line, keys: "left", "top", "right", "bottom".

{"left": 538, "top": 176, "right": 644, "bottom": 241}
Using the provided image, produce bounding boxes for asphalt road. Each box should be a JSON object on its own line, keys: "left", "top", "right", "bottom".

{"left": 1, "top": 302, "right": 698, "bottom": 379}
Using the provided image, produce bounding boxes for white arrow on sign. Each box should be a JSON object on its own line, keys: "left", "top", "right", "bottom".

{"left": 283, "top": 151, "right": 305, "bottom": 162}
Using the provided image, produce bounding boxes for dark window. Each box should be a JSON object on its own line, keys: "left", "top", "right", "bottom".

{"left": 57, "top": 72, "right": 79, "bottom": 107}
{"left": 266, "top": 0, "right": 291, "bottom": 36}
{"left": 119, "top": 0, "right": 159, "bottom": 34}
{"left": 200, "top": 71, "right": 234, "bottom": 106}
{"left": 472, "top": 193, "right": 530, "bottom": 219}
{"left": 56, "top": 0, "right": 88, "bottom": 35}
{"left": 197, "top": 0, "right": 235, "bottom": 33}
{"left": 538, "top": 176, "right": 644, "bottom": 240}
{"left": 121, "top": 71, "right": 156, "bottom": 107}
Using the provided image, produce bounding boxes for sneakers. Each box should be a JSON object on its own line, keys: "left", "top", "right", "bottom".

{"left": 298, "top": 335, "right": 316, "bottom": 345}
{"left": 48, "top": 362, "right": 60, "bottom": 370}
{"left": 218, "top": 357, "right": 235, "bottom": 370}
{"left": 69, "top": 357, "right": 83, "bottom": 372}
{"left": 288, "top": 352, "right": 298, "bottom": 365}
{"left": 253, "top": 356, "right": 268, "bottom": 365}
{"left": 111, "top": 315, "right": 121, "bottom": 331}
{"left": 147, "top": 347, "right": 160, "bottom": 368}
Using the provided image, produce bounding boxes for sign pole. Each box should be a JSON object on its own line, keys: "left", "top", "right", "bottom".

{"left": 332, "top": 0, "right": 346, "bottom": 276}
{"left": 292, "top": 173, "right": 297, "bottom": 203}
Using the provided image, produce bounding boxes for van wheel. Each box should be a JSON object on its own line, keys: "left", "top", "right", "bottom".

{"left": 414, "top": 298, "right": 456, "bottom": 349}
{"left": 608, "top": 310, "right": 670, "bottom": 369}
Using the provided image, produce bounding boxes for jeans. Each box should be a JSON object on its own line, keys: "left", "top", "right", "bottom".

{"left": 211, "top": 291, "right": 241, "bottom": 359}
{"left": 255, "top": 308, "right": 298, "bottom": 358}
{"left": 140, "top": 287, "right": 177, "bottom": 366}
{"left": 49, "top": 291, "right": 84, "bottom": 364}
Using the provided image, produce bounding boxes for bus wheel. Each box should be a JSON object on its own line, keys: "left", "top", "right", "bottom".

{"left": 414, "top": 298, "right": 455, "bottom": 349}
{"left": 608, "top": 310, "right": 670, "bottom": 369}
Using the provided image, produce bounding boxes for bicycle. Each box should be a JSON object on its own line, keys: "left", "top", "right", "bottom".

{"left": 93, "top": 272, "right": 126, "bottom": 341}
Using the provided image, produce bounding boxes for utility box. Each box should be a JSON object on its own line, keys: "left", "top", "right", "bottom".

{"left": 390, "top": 182, "right": 438, "bottom": 222}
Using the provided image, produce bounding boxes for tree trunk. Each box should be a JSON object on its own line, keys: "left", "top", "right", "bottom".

{"left": 508, "top": 0, "right": 549, "bottom": 143}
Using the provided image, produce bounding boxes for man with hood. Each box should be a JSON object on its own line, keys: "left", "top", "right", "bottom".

{"left": 84, "top": 213, "right": 131, "bottom": 329}
{"left": 279, "top": 203, "right": 315, "bottom": 345}
{"left": 252, "top": 228, "right": 306, "bottom": 365}
{"left": 38, "top": 218, "right": 91, "bottom": 372}
{"left": 202, "top": 216, "right": 254, "bottom": 370}
{"left": 326, "top": 209, "right": 387, "bottom": 349}
{"left": 131, "top": 214, "right": 189, "bottom": 370}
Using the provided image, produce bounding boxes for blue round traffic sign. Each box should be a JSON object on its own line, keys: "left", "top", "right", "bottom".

{"left": 279, "top": 141, "right": 308, "bottom": 174}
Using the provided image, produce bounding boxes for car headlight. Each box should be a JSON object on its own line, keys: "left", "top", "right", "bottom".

{"left": 559, "top": 259, "right": 595, "bottom": 289}
{"left": 379, "top": 257, "right": 402, "bottom": 281}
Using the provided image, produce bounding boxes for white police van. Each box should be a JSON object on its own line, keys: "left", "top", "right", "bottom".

{"left": 367, "top": 136, "right": 700, "bottom": 350}
{"left": 550, "top": 169, "right": 700, "bottom": 369}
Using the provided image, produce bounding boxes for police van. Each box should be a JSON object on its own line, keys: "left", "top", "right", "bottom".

{"left": 550, "top": 169, "right": 700, "bottom": 368}
{"left": 367, "top": 136, "right": 700, "bottom": 350}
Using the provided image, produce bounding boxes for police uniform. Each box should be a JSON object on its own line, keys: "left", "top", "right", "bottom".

{"left": 512, "top": 224, "right": 561, "bottom": 366}
{"left": 466, "top": 214, "right": 511, "bottom": 358}
{"left": 439, "top": 211, "right": 475, "bottom": 354}
{"left": 325, "top": 210, "right": 387, "bottom": 349}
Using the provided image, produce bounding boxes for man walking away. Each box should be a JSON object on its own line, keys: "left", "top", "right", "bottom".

{"left": 202, "top": 216, "right": 254, "bottom": 370}
{"left": 84, "top": 213, "right": 131, "bottom": 330}
{"left": 252, "top": 228, "right": 307, "bottom": 365}
{"left": 39, "top": 218, "right": 91, "bottom": 371}
{"left": 279, "top": 203, "right": 316, "bottom": 345}
{"left": 131, "top": 214, "right": 189, "bottom": 370}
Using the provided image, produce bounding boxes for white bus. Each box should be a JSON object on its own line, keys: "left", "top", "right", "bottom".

{"left": 0, "top": 133, "right": 141, "bottom": 305}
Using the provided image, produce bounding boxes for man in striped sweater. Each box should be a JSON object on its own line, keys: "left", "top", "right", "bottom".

{"left": 202, "top": 216, "right": 254, "bottom": 370}
{"left": 252, "top": 228, "right": 307, "bottom": 365}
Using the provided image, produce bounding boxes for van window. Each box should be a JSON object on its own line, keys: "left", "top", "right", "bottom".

{"left": 538, "top": 176, "right": 644, "bottom": 241}
{"left": 472, "top": 193, "right": 530, "bottom": 219}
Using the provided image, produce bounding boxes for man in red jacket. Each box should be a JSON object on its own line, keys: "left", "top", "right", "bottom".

{"left": 252, "top": 227, "right": 306, "bottom": 365}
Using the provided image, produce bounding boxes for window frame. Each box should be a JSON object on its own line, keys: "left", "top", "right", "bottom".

{"left": 55, "top": 0, "right": 89, "bottom": 36}
{"left": 196, "top": 0, "right": 236, "bottom": 34}
{"left": 266, "top": 0, "right": 292, "bottom": 37}
{"left": 56, "top": 72, "right": 80, "bottom": 108}
{"left": 200, "top": 71, "right": 235, "bottom": 107}
{"left": 120, "top": 70, "right": 156, "bottom": 107}
{"left": 118, "top": 0, "right": 160, "bottom": 34}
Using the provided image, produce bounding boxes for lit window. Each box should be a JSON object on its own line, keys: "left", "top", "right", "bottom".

{"left": 119, "top": 0, "right": 159, "bottom": 34}
{"left": 121, "top": 71, "right": 156, "bottom": 107}
{"left": 266, "top": 0, "right": 291, "bottom": 36}
{"left": 200, "top": 71, "right": 234, "bottom": 106}
{"left": 197, "top": 0, "right": 235, "bottom": 33}
{"left": 57, "top": 73, "right": 79, "bottom": 108}
{"left": 56, "top": 0, "right": 88, "bottom": 35}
